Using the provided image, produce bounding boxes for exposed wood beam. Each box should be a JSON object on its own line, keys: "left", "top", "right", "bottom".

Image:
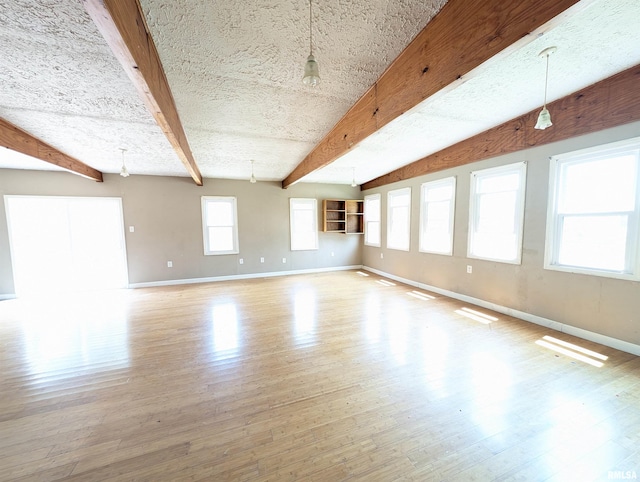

{"left": 83, "top": 0, "right": 203, "bottom": 186}
{"left": 282, "top": 0, "right": 591, "bottom": 188}
{"left": 0, "top": 118, "right": 103, "bottom": 182}
{"left": 362, "top": 65, "right": 640, "bottom": 190}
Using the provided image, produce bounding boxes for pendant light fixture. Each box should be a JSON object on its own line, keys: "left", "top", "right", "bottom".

{"left": 351, "top": 167, "right": 357, "bottom": 187}
{"left": 119, "top": 148, "right": 130, "bottom": 177}
{"left": 534, "top": 46, "right": 557, "bottom": 130}
{"left": 302, "top": 0, "right": 320, "bottom": 86}
{"left": 249, "top": 160, "right": 257, "bottom": 183}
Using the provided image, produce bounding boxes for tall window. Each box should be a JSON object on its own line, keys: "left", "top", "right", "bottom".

{"left": 290, "top": 198, "right": 318, "bottom": 251}
{"left": 364, "top": 194, "right": 381, "bottom": 247}
{"left": 420, "top": 177, "right": 456, "bottom": 255}
{"left": 468, "top": 162, "right": 527, "bottom": 264}
{"left": 202, "top": 196, "right": 239, "bottom": 255}
{"left": 387, "top": 188, "right": 411, "bottom": 251}
{"left": 545, "top": 138, "right": 640, "bottom": 280}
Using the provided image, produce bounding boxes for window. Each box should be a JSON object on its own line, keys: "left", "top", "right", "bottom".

{"left": 387, "top": 188, "right": 411, "bottom": 251}
{"left": 364, "top": 194, "right": 381, "bottom": 247}
{"left": 420, "top": 177, "right": 456, "bottom": 255}
{"left": 468, "top": 162, "right": 527, "bottom": 264}
{"left": 290, "top": 198, "right": 318, "bottom": 251}
{"left": 202, "top": 196, "right": 239, "bottom": 255}
{"left": 545, "top": 138, "right": 640, "bottom": 280}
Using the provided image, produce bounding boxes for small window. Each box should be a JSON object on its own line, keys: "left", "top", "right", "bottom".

{"left": 202, "top": 196, "right": 239, "bottom": 255}
{"left": 468, "top": 162, "right": 527, "bottom": 264}
{"left": 420, "top": 177, "right": 456, "bottom": 255}
{"left": 545, "top": 137, "right": 640, "bottom": 280}
{"left": 364, "top": 194, "right": 381, "bottom": 247}
{"left": 387, "top": 187, "right": 411, "bottom": 251}
{"left": 290, "top": 198, "right": 318, "bottom": 251}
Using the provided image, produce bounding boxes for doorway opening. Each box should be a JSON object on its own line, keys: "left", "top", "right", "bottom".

{"left": 4, "top": 195, "right": 128, "bottom": 296}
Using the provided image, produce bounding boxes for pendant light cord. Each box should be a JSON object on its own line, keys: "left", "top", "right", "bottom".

{"left": 543, "top": 53, "right": 550, "bottom": 108}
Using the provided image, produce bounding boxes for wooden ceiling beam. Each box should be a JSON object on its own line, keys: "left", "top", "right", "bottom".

{"left": 0, "top": 118, "right": 103, "bottom": 182}
{"left": 282, "top": 0, "right": 589, "bottom": 189}
{"left": 83, "top": 0, "right": 203, "bottom": 186}
{"left": 362, "top": 65, "right": 640, "bottom": 190}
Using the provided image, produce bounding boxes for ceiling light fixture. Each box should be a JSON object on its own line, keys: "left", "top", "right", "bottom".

{"left": 119, "top": 148, "right": 129, "bottom": 177}
{"left": 351, "top": 167, "right": 357, "bottom": 187}
{"left": 534, "top": 46, "right": 557, "bottom": 130}
{"left": 250, "top": 160, "right": 257, "bottom": 183}
{"left": 302, "top": 0, "right": 320, "bottom": 86}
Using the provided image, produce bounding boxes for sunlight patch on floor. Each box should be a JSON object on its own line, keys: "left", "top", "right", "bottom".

{"left": 455, "top": 307, "right": 498, "bottom": 324}
{"left": 536, "top": 337, "right": 605, "bottom": 367}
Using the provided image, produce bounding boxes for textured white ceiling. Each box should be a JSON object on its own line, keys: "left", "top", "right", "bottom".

{"left": 0, "top": 0, "right": 639, "bottom": 186}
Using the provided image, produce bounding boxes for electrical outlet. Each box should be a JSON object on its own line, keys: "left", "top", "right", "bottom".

{"left": 129, "top": 226, "right": 135, "bottom": 232}
{"left": 239, "top": 258, "right": 244, "bottom": 265}
{"left": 282, "top": 257, "right": 286, "bottom": 263}
{"left": 380, "top": 253, "right": 384, "bottom": 259}
{"left": 467, "top": 265, "right": 472, "bottom": 274}
{"left": 260, "top": 257, "right": 265, "bottom": 263}
{"left": 167, "top": 261, "right": 173, "bottom": 268}
{"left": 331, "top": 251, "right": 334, "bottom": 257}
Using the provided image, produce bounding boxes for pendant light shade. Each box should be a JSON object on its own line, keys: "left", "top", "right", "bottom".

{"left": 534, "top": 46, "right": 557, "bottom": 130}
{"left": 535, "top": 107, "right": 552, "bottom": 130}
{"left": 249, "top": 160, "right": 257, "bottom": 183}
{"left": 302, "top": 0, "right": 320, "bottom": 86}
{"left": 303, "top": 54, "right": 320, "bottom": 86}
{"left": 119, "top": 148, "right": 129, "bottom": 178}
{"left": 351, "top": 167, "right": 357, "bottom": 187}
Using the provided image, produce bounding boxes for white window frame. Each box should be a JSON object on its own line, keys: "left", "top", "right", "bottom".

{"left": 468, "top": 162, "right": 527, "bottom": 264}
{"left": 544, "top": 138, "right": 640, "bottom": 280}
{"left": 290, "top": 198, "right": 319, "bottom": 251}
{"left": 364, "top": 193, "right": 381, "bottom": 247}
{"left": 387, "top": 187, "right": 411, "bottom": 252}
{"left": 420, "top": 177, "right": 456, "bottom": 255}
{"left": 201, "top": 196, "right": 239, "bottom": 255}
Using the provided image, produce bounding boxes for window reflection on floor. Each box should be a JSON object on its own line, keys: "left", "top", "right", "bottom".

{"left": 470, "top": 351, "right": 513, "bottom": 437}
{"left": 364, "top": 294, "right": 381, "bottom": 343}
{"left": 420, "top": 325, "right": 449, "bottom": 397}
{"left": 388, "top": 305, "right": 409, "bottom": 366}
{"left": 211, "top": 303, "right": 240, "bottom": 359}
{"left": 19, "top": 291, "right": 130, "bottom": 380}
{"left": 293, "top": 289, "right": 316, "bottom": 345}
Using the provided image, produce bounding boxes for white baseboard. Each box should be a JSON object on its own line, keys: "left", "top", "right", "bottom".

{"left": 129, "top": 265, "right": 364, "bottom": 289}
{"left": 0, "top": 294, "right": 17, "bottom": 301}
{"left": 363, "top": 266, "right": 640, "bottom": 357}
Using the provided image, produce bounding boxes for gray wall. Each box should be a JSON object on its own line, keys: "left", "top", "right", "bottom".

{"left": 362, "top": 121, "right": 640, "bottom": 346}
{"left": 0, "top": 172, "right": 362, "bottom": 294}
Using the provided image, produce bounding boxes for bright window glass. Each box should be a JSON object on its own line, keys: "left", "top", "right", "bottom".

{"left": 387, "top": 188, "right": 411, "bottom": 251}
{"left": 202, "top": 196, "right": 239, "bottom": 255}
{"left": 364, "top": 194, "right": 381, "bottom": 247}
{"left": 545, "top": 138, "right": 640, "bottom": 279}
{"left": 468, "top": 162, "right": 527, "bottom": 263}
{"left": 420, "top": 177, "right": 456, "bottom": 255}
{"left": 290, "top": 198, "right": 318, "bottom": 251}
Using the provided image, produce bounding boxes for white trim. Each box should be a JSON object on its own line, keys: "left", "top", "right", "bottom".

{"left": 201, "top": 196, "right": 240, "bottom": 255}
{"left": 364, "top": 193, "right": 381, "bottom": 247}
{"left": 129, "top": 265, "right": 363, "bottom": 289}
{"left": 289, "top": 198, "right": 319, "bottom": 251}
{"left": 419, "top": 176, "right": 456, "bottom": 256}
{"left": 387, "top": 187, "right": 411, "bottom": 252}
{"left": 0, "top": 294, "right": 17, "bottom": 301}
{"left": 467, "top": 161, "right": 527, "bottom": 265}
{"left": 544, "top": 138, "right": 640, "bottom": 281}
{"left": 362, "top": 265, "right": 640, "bottom": 357}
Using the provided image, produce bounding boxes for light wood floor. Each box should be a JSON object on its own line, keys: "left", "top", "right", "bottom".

{"left": 1, "top": 270, "right": 639, "bottom": 481}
